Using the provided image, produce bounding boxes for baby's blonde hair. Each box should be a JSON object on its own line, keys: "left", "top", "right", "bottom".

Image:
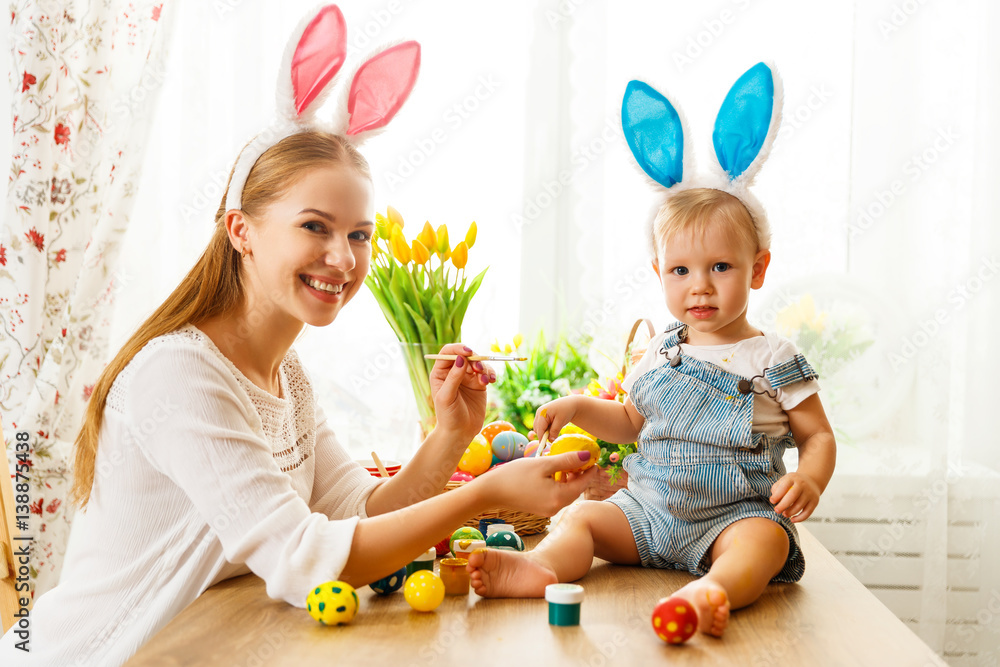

{"left": 652, "top": 188, "right": 759, "bottom": 258}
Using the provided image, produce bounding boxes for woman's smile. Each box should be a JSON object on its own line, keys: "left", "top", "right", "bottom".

{"left": 300, "top": 273, "right": 347, "bottom": 303}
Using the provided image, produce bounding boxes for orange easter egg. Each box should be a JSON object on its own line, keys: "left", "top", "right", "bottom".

{"left": 480, "top": 421, "right": 516, "bottom": 446}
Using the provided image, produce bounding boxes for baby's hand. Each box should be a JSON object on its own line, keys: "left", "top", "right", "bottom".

{"left": 533, "top": 396, "right": 579, "bottom": 441}
{"left": 769, "top": 472, "right": 821, "bottom": 523}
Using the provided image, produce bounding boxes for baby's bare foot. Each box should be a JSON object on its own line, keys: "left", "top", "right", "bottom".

{"left": 673, "top": 579, "right": 730, "bottom": 637}
{"left": 467, "top": 548, "right": 556, "bottom": 598}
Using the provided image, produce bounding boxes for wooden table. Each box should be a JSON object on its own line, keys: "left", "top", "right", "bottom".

{"left": 127, "top": 526, "right": 946, "bottom": 666}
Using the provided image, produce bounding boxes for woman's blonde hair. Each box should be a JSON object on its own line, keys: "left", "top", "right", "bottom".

{"left": 71, "top": 130, "right": 370, "bottom": 507}
{"left": 651, "top": 188, "right": 759, "bottom": 257}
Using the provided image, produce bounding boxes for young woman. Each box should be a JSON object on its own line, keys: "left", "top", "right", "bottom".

{"left": 0, "top": 130, "right": 597, "bottom": 666}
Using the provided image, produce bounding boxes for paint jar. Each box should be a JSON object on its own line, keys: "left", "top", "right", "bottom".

{"left": 405, "top": 546, "right": 436, "bottom": 577}
{"left": 545, "top": 583, "right": 584, "bottom": 626}
{"left": 485, "top": 523, "right": 515, "bottom": 537}
{"left": 438, "top": 558, "right": 470, "bottom": 595}
{"left": 453, "top": 539, "right": 487, "bottom": 561}
{"left": 478, "top": 518, "right": 507, "bottom": 536}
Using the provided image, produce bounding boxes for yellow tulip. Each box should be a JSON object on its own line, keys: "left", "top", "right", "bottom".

{"left": 490, "top": 340, "right": 501, "bottom": 353}
{"left": 451, "top": 241, "right": 468, "bottom": 269}
{"left": 504, "top": 343, "right": 512, "bottom": 354}
{"left": 412, "top": 239, "right": 431, "bottom": 265}
{"left": 418, "top": 221, "right": 436, "bottom": 250}
{"left": 513, "top": 333, "right": 523, "bottom": 349}
{"left": 371, "top": 241, "right": 380, "bottom": 261}
{"left": 375, "top": 212, "right": 390, "bottom": 241}
{"left": 436, "top": 224, "right": 450, "bottom": 256}
{"left": 387, "top": 205, "right": 404, "bottom": 230}
{"left": 465, "top": 221, "right": 477, "bottom": 249}
{"left": 390, "top": 228, "right": 411, "bottom": 264}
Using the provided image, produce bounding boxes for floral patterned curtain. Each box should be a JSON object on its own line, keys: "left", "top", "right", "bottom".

{"left": 2, "top": 1, "right": 172, "bottom": 599}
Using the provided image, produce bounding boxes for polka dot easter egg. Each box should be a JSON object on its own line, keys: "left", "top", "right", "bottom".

{"left": 369, "top": 567, "right": 406, "bottom": 596}
{"left": 449, "top": 526, "right": 485, "bottom": 556}
{"left": 485, "top": 530, "right": 524, "bottom": 552}
{"left": 458, "top": 434, "right": 492, "bottom": 476}
{"left": 480, "top": 420, "right": 516, "bottom": 446}
{"left": 404, "top": 570, "right": 445, "bottom": 612}
{"left": 306, "top": 581, "right": 359, "bottom": 625}
{"left": 491, "top": 431, "right": 528, "bottom": 462}
{"left": 651, "top": 596, "right": 698, "bottom": 644}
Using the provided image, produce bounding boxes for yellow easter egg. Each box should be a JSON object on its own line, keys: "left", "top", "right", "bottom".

{"left": 306, "top": 581, "right": 359, "bottom": 625}
{"left": 548, "top": 434, "right": 601, "bottom": 480}
{"left": 404, "top": 570, "right": 445, "bottom": 612}
{"left": 458, "top": 434, "right": 492, "bottom": 476}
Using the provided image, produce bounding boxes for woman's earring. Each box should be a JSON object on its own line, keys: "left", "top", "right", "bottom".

{"left": 241, "top": 246, "right": 251, "bottom": 260}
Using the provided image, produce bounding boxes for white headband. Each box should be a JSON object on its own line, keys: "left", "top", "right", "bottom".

{"left": 621, "top": 62, "right": 782, "bottom": 250}
{"left": 226, "top": 4, "right": 421, "bottom": 212}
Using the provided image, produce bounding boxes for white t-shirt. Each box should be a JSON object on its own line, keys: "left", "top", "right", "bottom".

{"left": 0, "top": 325, "right": 383, "bottom": 666}
{"left": 623, "top": 329, "right": 820, "bottom": 438}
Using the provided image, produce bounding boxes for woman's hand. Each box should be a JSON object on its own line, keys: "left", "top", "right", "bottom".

{"left": 429, "top": 343, "right": 496, "bottom": 441}
{"left": 531, "top": 396, "right": 580, "bottom": 441}
{"left": 472, "top": 450, "right": 599, "bottom": 517}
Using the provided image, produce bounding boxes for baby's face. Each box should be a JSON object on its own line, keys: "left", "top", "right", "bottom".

{"left": 653, "top": 224, "right": 770, "bottom": 345}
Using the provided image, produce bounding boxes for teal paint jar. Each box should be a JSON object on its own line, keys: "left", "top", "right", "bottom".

{"left": 545, "top": 583, "right": 584, "bottom": 626}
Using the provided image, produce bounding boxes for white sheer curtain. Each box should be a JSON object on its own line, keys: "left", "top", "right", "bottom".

{"left": 527, "top": 1, "right": 999, "bottom": 664}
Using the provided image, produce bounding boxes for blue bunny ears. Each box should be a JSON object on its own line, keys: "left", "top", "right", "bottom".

{"left": 621, "top": 62, "right": 782, "bottom": 249}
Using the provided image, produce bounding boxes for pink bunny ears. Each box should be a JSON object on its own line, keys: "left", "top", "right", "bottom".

{"left": 226, "top": 4, "right": 421, "bottom": 211}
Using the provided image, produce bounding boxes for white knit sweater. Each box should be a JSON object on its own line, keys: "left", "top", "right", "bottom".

{"left": 1, "top": 325, "right": 382, "bottom": 666}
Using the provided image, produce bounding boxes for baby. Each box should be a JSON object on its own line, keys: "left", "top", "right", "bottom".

{"left": 469, "top": 64, "right": 836, "bottom": 637}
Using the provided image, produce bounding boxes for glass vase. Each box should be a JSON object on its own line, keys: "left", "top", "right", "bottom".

{"left": 398, "top": 342, "right": 445, "bottom": 439}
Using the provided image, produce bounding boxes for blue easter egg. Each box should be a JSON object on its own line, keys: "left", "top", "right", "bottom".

{"left": 370, "top": 567, "right": 406, "bottom": 595}
{"left": 491, "top": 431, "right": 528, "bottom": 462}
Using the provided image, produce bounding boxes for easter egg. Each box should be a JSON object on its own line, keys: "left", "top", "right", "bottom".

{"left": 458, "top": 435, "right": 492, "bottom": 476}
{"left": 485, "top": 530, "right": 524, "bottom": 552}
{"left": 548, "top": 434, "right": 601, "bottom": 480}
{"left": 480, "top": 421, "right": 516, "bottom": 446}
{"left": 369, "top": 567, "right": 406, "bottom": 596}
{"left": 651, "top": 596, "right": 698, "bottom": 644}
{"left": 306, "top": 581, "right": 359, "bottom": 625}
{"left": 449, "top": 526, "right": 485, "bottom": 556}
{"left": 491, "top": 431, "right": 529, "bottom": 462}
{"left": 404, "top": 570, "right": 445, "bottom": 612}
{"left": 449, "top": 471, "right": 475, "bottom": 483}
{"left": 434, "top": 537, "right": 451, "bottom": 557}
{"left": 524, "top": 440, "right": 540, "bottom": 458}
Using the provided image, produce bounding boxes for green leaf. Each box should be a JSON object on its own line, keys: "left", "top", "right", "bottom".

{"left": 403, "top": 302, "right": 436, "bottom": 344}
{"left": 429, "top": 293, "right": 446, "bottom": 343}
{"left": 451, "top": 267, "right": 487, "bottom": 328}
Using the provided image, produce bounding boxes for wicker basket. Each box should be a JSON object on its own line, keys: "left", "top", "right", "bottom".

{"left": 584, "top": 468, "right": 629, "bottom": 502}
{"left": 443, "top": 480, "right": 551, "bottom": 535}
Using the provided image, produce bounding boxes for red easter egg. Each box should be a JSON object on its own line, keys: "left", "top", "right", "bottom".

{"left": 434, "top": 536, "right": 451, "bottom": 557}
{"left": 651, "top": 596, "right": 697, "bottom": 644}
{"left": 449, "top": 471, "right": 475, "bottom": 483}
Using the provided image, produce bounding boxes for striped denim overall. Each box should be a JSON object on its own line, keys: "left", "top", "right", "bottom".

{"left": 607, "top": 323, "right": 816, "bottom": 582}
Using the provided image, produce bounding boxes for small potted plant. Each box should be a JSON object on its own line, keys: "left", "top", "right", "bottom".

{"left": 488, "top": 332, "right": 595, "bottom": 436}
